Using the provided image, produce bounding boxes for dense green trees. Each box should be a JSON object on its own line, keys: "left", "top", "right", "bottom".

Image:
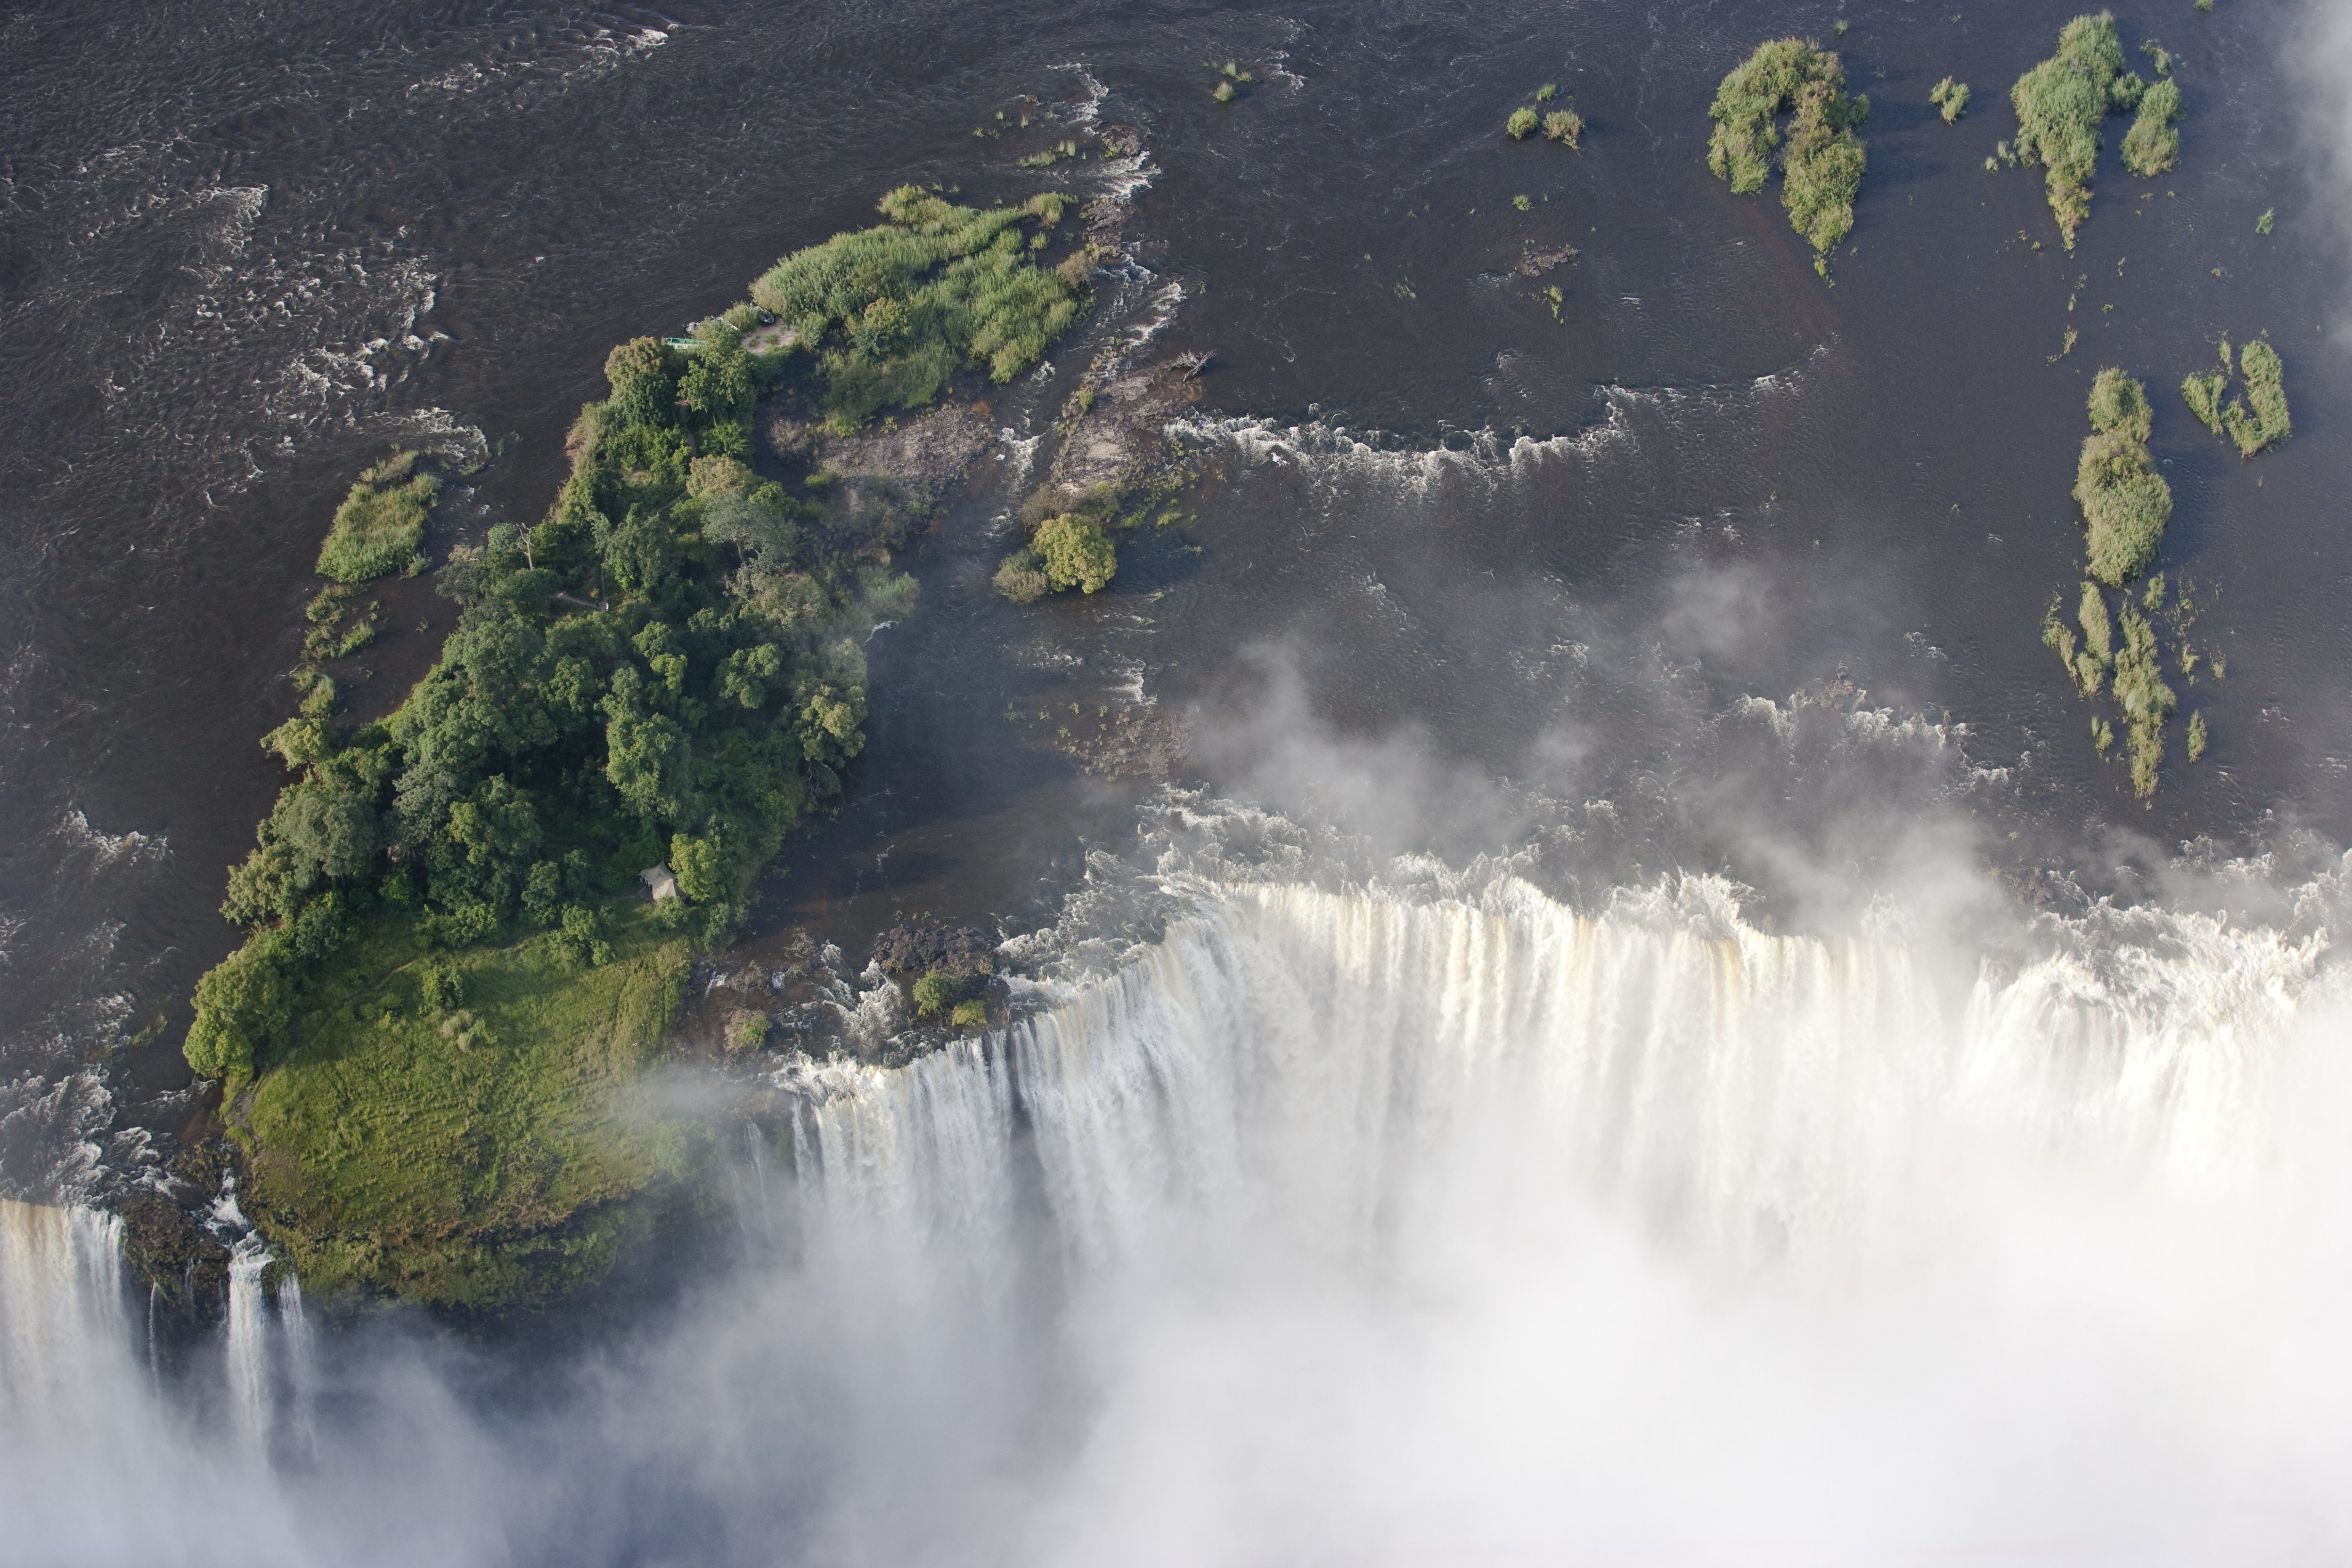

{"left": 1707, "top": 39, "right": 1870, "bottom": 263}
{"left": 2121, "top": 76, "right": 2182, "bottom": 177}
{"left": 1033, "top": 514, "right": 1118, "bottom": 594}
{"left": 193, "top": 327, "right": 897, "bottom": 1084}
{"left": 188, "top": 185, "right": 1095, "bottom": 1088}
{"left": 2186, "top": 337, "right": 2291, "bottom": 457}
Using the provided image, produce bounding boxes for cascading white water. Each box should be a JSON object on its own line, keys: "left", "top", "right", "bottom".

{"left": 797, "top": 875, "right": 2324, "bottom": 1271}
{"left": 279, "top": 1274, "right": 318, "bottom": 1457}
{"left": 0, "top": 870, "right": 2344, "bottom": 1564}
{"left": 773, "top": 873, "right": 2351, "bottom": 1562}
{"left": 224, "top": 1234, "right": 275, "bottom": 1454}
{"left": 0, "top": 1198, "right": 128, "bottom": 1427}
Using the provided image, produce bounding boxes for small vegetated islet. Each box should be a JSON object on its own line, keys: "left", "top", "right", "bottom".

{"left": 2043, "top": 572, "right": 2194, "bottom": 801}
{"left": 2008, "top": 13, "right": 2174, "bottom": 247}
{"left": 317, "top": 450, "right": 438, "bottom": 582}
{"left": 1930, "top": 77, "right": 1971, "bottom": 124}
{"left": 2074, "top": 366, "right": 2171, "bottom": 586}
{"left": 187, "top": 184, "right": 1091, "bottom": 1306}
{"left": 1706, "top": 38, "right": 1869, "bottom": 268}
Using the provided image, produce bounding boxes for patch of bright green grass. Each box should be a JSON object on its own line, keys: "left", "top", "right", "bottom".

{"left": 240, "top": 905, "right": 693, "bottom": 1308}
{"left": 749, "top": 187, "right": 1086, "bottom": 431}
{"left": 316, "top": 456, "right": 437, "bottom": 583}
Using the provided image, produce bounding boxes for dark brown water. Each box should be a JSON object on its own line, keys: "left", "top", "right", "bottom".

{"left": 3, "top": 0, "right": 2346, "bottom": 1200}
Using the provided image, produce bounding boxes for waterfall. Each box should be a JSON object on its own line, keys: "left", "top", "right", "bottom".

{"left": 0, "top": 1198, "right": 129, "bottom": 1427}
{"left": 0, "top": 870, "right": 2341, "bottom": 1560}
{"left": 794, "top": 876, "right": 2325, "bottom": 1272}
{"left": 279, "top": 1274, "right": 318, "bottom": 1457}
{"left": 744, "top": 1121, "right": 776, "bottom": 1246}
{"left": 224, "top": 1234, "right": 274, "bottom": 1454}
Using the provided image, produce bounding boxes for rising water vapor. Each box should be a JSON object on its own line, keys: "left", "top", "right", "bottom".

{"left": 4, "top": 850, "right": 2348, "bottom": 1564}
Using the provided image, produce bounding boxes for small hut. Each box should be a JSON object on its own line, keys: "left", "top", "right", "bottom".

{"left": 640, "top": 863, "right": 680, "bottom": 902}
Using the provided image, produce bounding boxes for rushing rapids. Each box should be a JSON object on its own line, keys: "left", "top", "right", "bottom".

{"left": 3, "top": 869, "right": 2347, "bottom": 1561}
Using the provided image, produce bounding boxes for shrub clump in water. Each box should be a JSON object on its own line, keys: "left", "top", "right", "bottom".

{"left": 2111, "top": 602, "right": 2177, "bottom": 800}
{"left": 1507, "top": 106, "right": 1540, "bottom": 140}
{"left": 992, "top": 548, "right": 1050, "bottom": 604}
{"left": 1706, "top": 39, "right": 1870, "bottom": 263}
{"left": 1033, "top": 513, "right": 1117, "bottom": 594}
{"left": 2008, "top": 12, "right": 2152, "bottom": 246}
{"left": 2120, "top": 76, "right": 2182, "bottom": 176}
{"left": 2181, "top": 336, "right": 2290, "bottom": 457}
{"left": 1930, "top": 76, "right": 1971, "bottom": 123}
{"left": 2074, "top": 367, "right": 2171, "bottom": 586}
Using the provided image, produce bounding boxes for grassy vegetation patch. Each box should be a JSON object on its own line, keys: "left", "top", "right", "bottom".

{"left": 317, "top": 452, "right": 437, "bottom": 583}
{"left": 240, "top": 909, "right": 690, "bottom": 1307}
{"left": 1707, "top": 38, "right": 1869, "bottom": 265}
{"left": 2008, "top": 12, "right": 2149, "bottom": 247}
{"left": 750, "top": 187, "right": 1087, "bottom": 431}
{"left": 1930, "top": 77, "right": 1971, "bottom": 123}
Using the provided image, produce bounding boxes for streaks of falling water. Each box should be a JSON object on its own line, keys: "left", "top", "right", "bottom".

{"left": 280, "top": 1274, "right": 318, "bottom": 1460}
{"left": 223, "top": 1235, "right": 273, "bottom": 1455}
{"left": 0, "top": 1199, "right": 129, "bottom": 1425}
{"left": 746, "top": 1121, "right": 775, "bottom": 1246}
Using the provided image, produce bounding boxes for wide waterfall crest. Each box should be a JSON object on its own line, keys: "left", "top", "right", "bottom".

{"left": 791, "top": 872, "right": 2338, "bottom": 1279}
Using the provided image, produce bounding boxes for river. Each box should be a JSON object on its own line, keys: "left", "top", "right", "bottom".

{"left": 2, "top": 0, "right": 2350, "bottom": 1559}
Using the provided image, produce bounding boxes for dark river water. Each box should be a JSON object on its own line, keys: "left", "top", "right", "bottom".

{"left": 2, "top": 0, "right": 2346, "bottom": 1217}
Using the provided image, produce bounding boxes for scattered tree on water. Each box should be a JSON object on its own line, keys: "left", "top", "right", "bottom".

{"left": 1707, "top": 39, "right": 1870, "bottom": 262}
{"left": 1930, "top": 77, "right": 1971, "bottom": 123}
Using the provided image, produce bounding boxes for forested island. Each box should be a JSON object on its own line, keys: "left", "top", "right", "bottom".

{"left": 180, "top": 185, "right": 1097, "bottom": 1307}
